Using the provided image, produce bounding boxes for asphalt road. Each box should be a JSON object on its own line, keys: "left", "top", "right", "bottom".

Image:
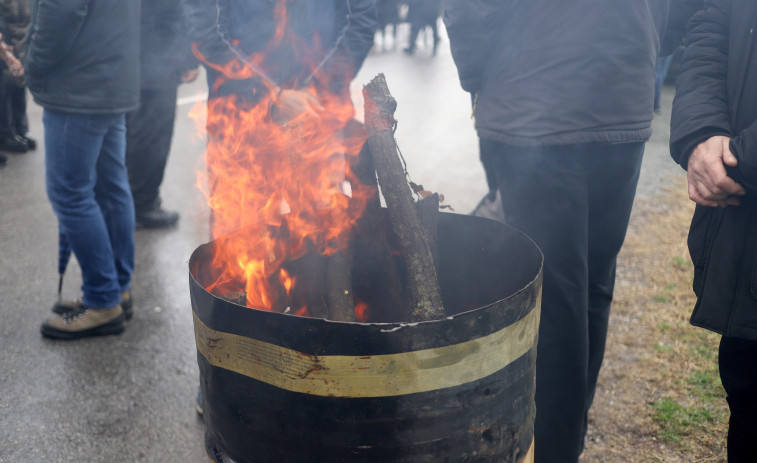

{"left": 0, "top": 23, "right": 683, "bottom": 463}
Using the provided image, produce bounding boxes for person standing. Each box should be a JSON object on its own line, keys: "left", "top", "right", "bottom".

{"left": 443, "top": 1, "right": 701, "bottom": 461}
{"left": 0, "top": 0, "right": 34, "bottom": 155}
{"left": 25, "top": 0, "right": 140, "bottom": 339}
{"left": 403, "top": 0, "right": 441, "bottom": 56}
{"left": 127, "top": 0, "right": 198, "bottom": 229}
{"left": 670, "top": 1, "right": 757, "bottom": 459}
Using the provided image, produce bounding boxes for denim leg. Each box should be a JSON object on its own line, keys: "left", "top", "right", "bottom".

{"left": 94, "top": 113, "right": 135, "bottom": 293}
{"left": 44, "top": 109, "right": 133, "bottom": 308}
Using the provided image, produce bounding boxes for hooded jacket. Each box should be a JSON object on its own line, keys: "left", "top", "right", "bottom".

{"left": 24, "top": 0, "right": 140, "bottom": 114}
{"left": 443, "top": 0, "right": 699, "bottom": 147}
{"left": 670, "top": 0, "right": 757, "bottom": 340}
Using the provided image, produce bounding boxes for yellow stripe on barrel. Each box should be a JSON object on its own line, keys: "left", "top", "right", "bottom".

{"left": 194, "top": 296, "right": 540, "bottom": 398}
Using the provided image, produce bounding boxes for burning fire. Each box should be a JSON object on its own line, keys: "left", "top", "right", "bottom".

{"left": 191, "top": 1, "right": 374, "bottom": 319}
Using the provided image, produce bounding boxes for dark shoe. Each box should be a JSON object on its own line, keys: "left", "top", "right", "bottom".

{"left": 136, "top": 206, "right": 179, "bottom": 229}
{"left": 53, "top": 290, "right": 133, "bottom": 320}
{"left": 403, "top": 47, "right": 414, "bottom": 55}
{"left": 41, "top": 305, "right": 125, "bottom": 340}
{"left": 21, "top": 136, "right": 36, "bottom": 150}
{"left": 0, "top": 154, "right": 6, "bottom": 167}
{"left": 0, "top": 135, "right": 28, "bottom": 153}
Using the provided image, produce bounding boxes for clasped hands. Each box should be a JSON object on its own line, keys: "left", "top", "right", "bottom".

{"left": 687, "top": 135, "right": 745, "bottom": 207}
{"left": 270, "top": 87, "right": 324, "bottom": 126}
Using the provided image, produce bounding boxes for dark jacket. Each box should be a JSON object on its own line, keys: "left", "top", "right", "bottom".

{"left": 0, "top": 0, "right": 29, "bottom": 86}
{"left": 443, "top": 0, "right": 699, "bottom": 147}
{"left": 670, "top": 0, "right": 757, "bottom": 340}
{"left": 140, "top": 0, "right": 197, "bottom": 90}
{"left": 24, "top": 0, "right": 140, "bottom": 114}
{"left": 182, "top": 0, "right": 376, "bottom": 103}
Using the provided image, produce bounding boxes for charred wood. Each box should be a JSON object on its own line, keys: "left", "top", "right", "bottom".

{"left": 362, "top": 74, "right": 445, "bottom": 322}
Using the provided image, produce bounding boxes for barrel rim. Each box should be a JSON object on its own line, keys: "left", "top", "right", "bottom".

{"left": 189, "top": 212, "right": 544, "bottom": 327}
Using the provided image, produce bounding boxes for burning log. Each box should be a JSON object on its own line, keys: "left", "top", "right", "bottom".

{"left": 349, "top": 128, "right": 407, "bottom": 323}
{"left": 362, "top": 74, "right": 445, "bottom": 322}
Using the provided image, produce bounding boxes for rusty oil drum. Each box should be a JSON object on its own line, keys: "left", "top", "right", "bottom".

{"left": 189, "top": 212, "right": 543, "bottom": 462}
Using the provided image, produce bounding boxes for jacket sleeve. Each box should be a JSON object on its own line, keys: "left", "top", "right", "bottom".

{"left": 181, "top": 0, "right": 239, "bottom": 68}
{"left": 730, "top": 121, "right": 757, "bottom": 191}
{"left": 24, "top": 0, "right": 89, "bottom": 81}
{"left": 310, "top": 0, "right": 376, "bottom": 90}
{"left": 442, "top": 0, "right": 506, "bottom": 94}
{"left": 669, "top": 0, "right": 732, "bottom": 169}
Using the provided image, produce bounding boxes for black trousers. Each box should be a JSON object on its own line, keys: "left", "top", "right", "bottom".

{"left": 0, "top": 80, "right": 28, "bottom": 139}
{"left": 719, "top": 336, "right": 757, "bottom": 462}
{"left": 125, "top": 86, "right": 178, "bottom": 213}
{"left": 486, "top": 139, "right": 644, "bottom": 463}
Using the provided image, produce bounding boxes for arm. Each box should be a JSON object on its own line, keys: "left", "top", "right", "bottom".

{"left": 181, "top": 0, "right": 238, "bottom": 68}
{"left": 308, "top": 0, "right": 377, "bottom": 89}
{"left": 25, "top": 0, "right": 89, "bottom": 79}
{"left": 670, "top": 0, "right": 746, "bottom": 206}
{"left": 669, "top": 0, "right": 732, "bottom": 169}
{"left": 442, "top": 0, "right": 505, "bottom": 94}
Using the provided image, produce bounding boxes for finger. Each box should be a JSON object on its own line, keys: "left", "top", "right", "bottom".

{"left": 712, "top": 173, "right": 746, "bottom": 196}
{"left": 724, "top": 195, "right": 742, "bottom": 206}
{"left": 688, "top": 182, "right": 713, "bottom": 206}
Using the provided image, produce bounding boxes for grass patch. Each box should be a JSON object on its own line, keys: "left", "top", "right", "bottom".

{"left": 653, "top": 397, "right": 722, "bottom": 444}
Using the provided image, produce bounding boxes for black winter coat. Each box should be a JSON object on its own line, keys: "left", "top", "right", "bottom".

{"left": 443, "top": 0, "right": 699, "bottom": 147}
{"left": 670, "top": 0, "right": 757, "bottom": 340}
{"left": 24, "top": 0, "right": 140, "bottom": 114}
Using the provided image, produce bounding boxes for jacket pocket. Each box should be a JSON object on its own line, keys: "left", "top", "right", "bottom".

{"left": 688, "top": 206, "right": 722, "bottom": 297}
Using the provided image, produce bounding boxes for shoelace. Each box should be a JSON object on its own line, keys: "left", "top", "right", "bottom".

{"left": 62, "top": 308, "right": 89, "bottom": 324}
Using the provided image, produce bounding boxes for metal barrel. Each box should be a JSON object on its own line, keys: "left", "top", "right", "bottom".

{"left": 190, "top": 212, "right": 543, "bottom": 463}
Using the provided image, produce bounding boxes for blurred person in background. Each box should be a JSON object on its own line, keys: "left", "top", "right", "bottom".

{"left": 375, "top": 0, "right": 402, "bottom": 51}
{"left": 25, "top": 0, "right": 140, "bottom": 339}
{"left": 670, "top": 0, "right": 757, "bottom": 460}
{"left": 403, "top": 0, "right": 441, "bottom": 56}
{"left": 0, "top": 0, "right": 34, "bottom": 163}
{"left": 444, "top": 0, "right": 701, "bottom": 461}
{"left": 127, "top": 0, "right": 199, "bottom": 229}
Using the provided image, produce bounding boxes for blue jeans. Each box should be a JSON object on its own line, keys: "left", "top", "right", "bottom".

{"left": 654, "top": 54, "right": 674, "bottom": 111}
{"left": 44, "top": 109, "right": 134, "bottom": 309}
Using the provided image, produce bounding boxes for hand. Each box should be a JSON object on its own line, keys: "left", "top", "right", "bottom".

{"left": 180, "top": 68, "right": 200, "bottom": 83}
{"left": 687, "top": 135, "right": 745, "bottom": 207}
{"left": 271, "top": 88, "right": 324, "bottom": 126}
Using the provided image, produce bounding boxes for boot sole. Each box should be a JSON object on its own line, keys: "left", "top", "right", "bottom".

{"left": 40, "top": 318, "right": 126, "bottom": 340}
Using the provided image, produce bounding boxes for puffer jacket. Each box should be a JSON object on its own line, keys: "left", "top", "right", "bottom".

{"left": 182, "top": 0, "right": 377, "bottom": 103}
{"left": 443, "top": 0, "right": 700, "bottom": 147}
{"left": 24, "top": 0, "right": 140, "bottom": 114}
{"left": 670, "top": 0, "right": 757, "bottom": 340}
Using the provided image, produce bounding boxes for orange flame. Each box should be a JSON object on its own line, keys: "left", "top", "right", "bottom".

{"left": 193, "top": 1, "right": 375, "bottom": 318}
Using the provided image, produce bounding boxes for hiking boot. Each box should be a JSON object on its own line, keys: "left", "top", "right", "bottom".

{"left": 41, "top": 305, "right": 125, "bottom": 340}
{"left": 53, "top": 290, "right": 133, "bottom": 320}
